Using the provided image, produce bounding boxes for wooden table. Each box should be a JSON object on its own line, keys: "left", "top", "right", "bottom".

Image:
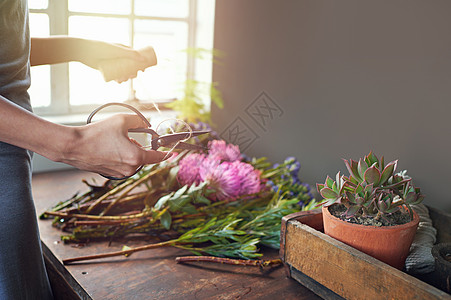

{"left": 32, "top": 170, "right": 320, "bottom": 300}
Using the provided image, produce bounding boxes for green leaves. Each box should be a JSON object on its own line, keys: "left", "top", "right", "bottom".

{"left": 45, "top": 150, "right": 317, "bottom": 259}
{"left": 326, "top": 175, "right": 334, "bottom": 188}
{"left": 173, "top": 214, "right": 267, "bottom": 259}
{"left": 364, "top": 151, "right": 379, "bottom": 168}
{"left": 155, "top": 182, "right": 207, "bottom": 212}
{"left": 404, "top": 185, "right": 424, "bottom": 206}
{"left": 345, "top": 205, "right": 360, "bottom": 218}
{"left": 380, "top": 161, "right": 397, "bottom": 185}
{"left": 160, "top": 210, "right": 172, "bottom": 230}
{"left": 152, "top": 182, "right": 212, "bottom": 230}
{"left": 357, "top": 159, "right": 369, "bottom": 180}
{"left": 320, "top": 187, "right": 338, "bottom": 199}
{"left": 167, "top": 45, "right": 225, "bottom": 124}
{"left": 317, "top": 172, "right": 346, "bottom": 207}
{"left": 343, "top": 159, "right": 361, "bottom": 182}
{"left": 364, "top": 166, "right": 381, "bottom": 185}
{"left": 318, "top": 151, "right": 424, "bottom": 224}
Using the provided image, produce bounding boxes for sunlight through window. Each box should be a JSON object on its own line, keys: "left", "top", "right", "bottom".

{"left": 29, "top": 13, "right": 51, "bottom": 108}
{"left": 28, "top": 0, "right": 214, "bottom": 116}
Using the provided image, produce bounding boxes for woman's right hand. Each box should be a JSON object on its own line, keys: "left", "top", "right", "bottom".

{"left": 58, "top": 114, "right": 169, "bottom": 178}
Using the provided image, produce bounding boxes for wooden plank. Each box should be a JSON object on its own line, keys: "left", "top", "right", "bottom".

{"left": 284, "top": 218, "right": 451, "bottom": 300}
{"left": 42, "top": 242, "right": 91, "bottom": 300}
{"left": 289, "top": 266, "right": 344, "bottom": 300}
{"left": 280, "top": 209, "right": 323, "bottom": 263}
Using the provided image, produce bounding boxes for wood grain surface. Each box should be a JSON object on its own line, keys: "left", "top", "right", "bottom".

{"left": 282, "top": 210, "right": 451, "bottom": 300}
{"left": 32, "top": 170, "right": 320, "bottom": 300}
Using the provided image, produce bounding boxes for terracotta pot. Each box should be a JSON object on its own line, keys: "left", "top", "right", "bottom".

{"left": 322, "top": 206, "right": 419, "bottom": 270}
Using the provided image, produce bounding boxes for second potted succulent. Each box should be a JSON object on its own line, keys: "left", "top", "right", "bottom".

{"left": 317, "top": 151, "right": 424, "bottom": 269}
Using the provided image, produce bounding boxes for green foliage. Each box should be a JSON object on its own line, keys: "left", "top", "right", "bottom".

{"left": 44, "top": 151, "right": 316, "bottom": 260}
{"left": 167, "top": 48, "right": 224, "bottom": 123}
{"left": 168, "top": 191, "right": 304, "bottom": 258}
{"left": 154, "top": 182, "right": 207, "bottom": 212}
{"left": 160, "top": 210, "right": 172, "bottom": 230}
{"left": 183, "top": 48, "right": 225, "bottom": 65}
{"left": 317, "top": 151, "right": 424, "bottom": 223}
{"left": 166, "top": 79, "right": 223, "bottom": 124}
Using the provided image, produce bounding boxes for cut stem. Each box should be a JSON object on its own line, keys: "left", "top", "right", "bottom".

{"left": 63, "top": 239, "right": 176, "bottom": 264}
{"left": 100, "top": 168, "right": 164, "bottom": 216}
{"left": 56, "top": 191, "right": 150, "bottom": 215}
{"left": 84, "top": 178, "right": 134, "bottom": 214}
{"left": 175, "top": 256, "right": 282, "bottom": 267}
{"left": 44, "top": 210, "right": 153, "bottom": 220}
{"left": 74, "top": 218, "right": 149, "bottom": 226}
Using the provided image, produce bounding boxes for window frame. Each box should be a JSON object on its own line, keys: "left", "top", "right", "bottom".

{"left": 29, "top": 0, "right": 201, "bottom": 117}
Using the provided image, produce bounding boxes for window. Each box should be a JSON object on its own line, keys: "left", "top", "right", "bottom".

{"left": 28, "top": 0, "right": 215, "bottom": 117}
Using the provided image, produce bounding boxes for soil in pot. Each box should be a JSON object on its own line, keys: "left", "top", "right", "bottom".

{"left": 322, "top": 205, "right": 419, "bottom": 270}
{"left": 328, "top": 204, "right": 412, "bottom": 226}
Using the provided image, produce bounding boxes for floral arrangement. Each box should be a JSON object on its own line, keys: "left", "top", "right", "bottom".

{"left": 42, "top": 126, "right": 315, "bottom": 264}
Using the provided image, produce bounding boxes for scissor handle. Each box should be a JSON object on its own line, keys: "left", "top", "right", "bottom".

{"left": 86, "top": 103, "right": 209, "bottom": 180}
{"left": 87, "top": 102, "right": 151, "bottom": 180}
{"left": 87, "top": 102, "right": 151, "bottom": 127}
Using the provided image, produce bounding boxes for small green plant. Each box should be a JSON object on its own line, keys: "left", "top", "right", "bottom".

{"left": 166, "top": 48, "right": 224, "bottom": 123}
{"left": 317, "top": 151, "right": 424, "bottom": 223}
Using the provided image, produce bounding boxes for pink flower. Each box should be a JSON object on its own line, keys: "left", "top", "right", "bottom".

{"left": 233, "top": 161, "right": 262, "bottom": 196}
{"left": 177, "top": 153, "right": 206, "bottom": 186}
{"left": 207, "top": 140, "right": 241, "bottom": 162}
{"left": 199, "top": 159, "right": 261, "bottom": 201}
{"left": 177, "top": 140, "right": 261, "bottom": 200}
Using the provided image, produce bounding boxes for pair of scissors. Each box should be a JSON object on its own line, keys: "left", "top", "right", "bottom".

{"left": 87, "top": 102, "right": 209, "bottom": 180}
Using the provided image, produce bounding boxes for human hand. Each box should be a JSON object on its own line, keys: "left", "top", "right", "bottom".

{"left": 79, "top": 40, "right": 157, "bottom": 83}
{"left": 60, "top": 114, "right": 169, "bottom": 178}
{"left": 98, "top": 46, "right": 157, "bottom": 83}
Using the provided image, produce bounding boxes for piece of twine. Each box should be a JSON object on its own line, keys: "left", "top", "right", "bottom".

{"left": 151, "top": 117, "right": 193, "bottom": 161}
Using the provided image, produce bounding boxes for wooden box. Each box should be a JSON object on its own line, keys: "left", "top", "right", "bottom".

{"left": 280, "top": 208, "right": 451, "bottom": 300}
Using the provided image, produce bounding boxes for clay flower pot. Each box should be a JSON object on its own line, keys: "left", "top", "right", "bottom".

{"left": 322, "top": 206, "right": 419, "bottom": 270}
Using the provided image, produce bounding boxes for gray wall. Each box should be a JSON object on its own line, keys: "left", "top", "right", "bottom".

{"left": 212, "top": 0, "right": 451, "bottom": 212}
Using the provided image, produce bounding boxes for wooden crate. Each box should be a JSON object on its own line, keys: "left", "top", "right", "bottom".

{"left": 280, "top": 208, "right": 451, "bottom": 300}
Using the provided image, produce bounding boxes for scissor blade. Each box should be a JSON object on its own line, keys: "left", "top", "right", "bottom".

{"left": 167, "top": 141, "right": 206, "bottom": 151}
{"left": 128, "top": 128, "right": 159, "bottom": 137}
{"left": 158, "top": 130, "right": 210, "bottom": 145}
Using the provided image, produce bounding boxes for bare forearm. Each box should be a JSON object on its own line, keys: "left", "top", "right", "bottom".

{"left": 30, "top": 37, "right": 144, "bottom": 70}
{"left": 30, "top": 36, "right": 92, "bottom": 66}
{"left": 0, "top": 95, "right": 75, "bottom": 161}
{"left": 0, "top": 95, "right": 168, "bottom": 178}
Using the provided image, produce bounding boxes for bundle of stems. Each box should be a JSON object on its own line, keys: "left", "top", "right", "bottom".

{"left": 41, "top": 150, "right": 316, "bottom": 264}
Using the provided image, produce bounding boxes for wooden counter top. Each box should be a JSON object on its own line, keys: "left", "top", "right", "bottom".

{"left": 32, "top": 170, "right": 320, "bottom": 300}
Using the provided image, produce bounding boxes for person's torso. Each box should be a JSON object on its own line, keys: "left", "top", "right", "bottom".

{"left": 0, "top": 0, "right": 31, "bottom": 111}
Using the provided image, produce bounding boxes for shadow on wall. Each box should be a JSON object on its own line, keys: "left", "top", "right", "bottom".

{"left": 212, "top": 0, "right": 451, "bottom": 212}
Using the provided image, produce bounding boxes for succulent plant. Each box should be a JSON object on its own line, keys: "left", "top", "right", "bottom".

{"left": 317, "top": 151, "right": 424, "bottom": 223}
